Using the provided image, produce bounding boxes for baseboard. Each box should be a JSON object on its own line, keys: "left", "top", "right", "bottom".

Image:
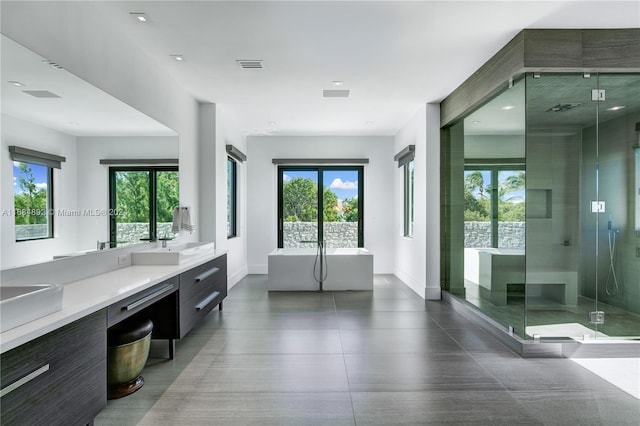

{"left": 247, "top": 264, "right": 268, "bottom": 274}
{"left": 228, "top": 265, "right": 248, "bottom": 289}
{"left": 393, "top": 268, "right": 425, "bottom": 299}
{"left": 424, "top": 286, "right": 441, "bottom": 300}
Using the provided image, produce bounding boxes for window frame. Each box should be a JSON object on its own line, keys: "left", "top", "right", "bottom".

{"left": 403, "top": 159, "right": 415, "bottom": 237}
{"left": 227, "top": 156, "right": 238, "bottom": 239}
{"left": 108, "top": 166, "right": 179, "bottom": 246}
{"left": 13, "top": 162, "right": 54, "bottom": 242}
{"left": 277, "top": 165, "right": 364, "bottom": 248}
{"left": 464, "top": 160, "right": 525, "bottom": 248}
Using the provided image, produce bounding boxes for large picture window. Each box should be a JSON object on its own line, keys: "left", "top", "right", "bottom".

{"left": 109, "top": 166, "right": 179, "bottom": 246}
{"left": 278, "top": 166, "right": 363, "bottom": 248}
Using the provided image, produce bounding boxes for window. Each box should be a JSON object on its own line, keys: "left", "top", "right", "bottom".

{"left": 403, "top": 160, "right": 414, "bottom": 237}
{"left": 464, "top": 163, "right": 525, "bottom": 249}
{"left": 13, "top": 161, "right": 53, "bottom": 241}
{"left": 227, "top": 156, "right": 237, "bottom": 238}
{"left": 278, "top": 166, "right": 363, "bottom": 248}
{"left": 109, "top": 167, "right": 179, "bottom": 245}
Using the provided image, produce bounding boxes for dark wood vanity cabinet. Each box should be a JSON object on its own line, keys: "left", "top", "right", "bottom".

{"left": 0, "top": 310, "right": 107, "bottom": 426}
{"left": 178, "top": 254, "right": 227, "bottom": 337}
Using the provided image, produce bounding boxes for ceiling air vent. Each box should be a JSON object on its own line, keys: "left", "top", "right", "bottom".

{"left": 546, "top": 103, "right": 580, "bottom": 112}
{"left": 323, "top": 89, "right": 350, "bottom": 98}
{"left": 236, "top": 60, "right": 263, "bottom": 69}
{"left": 22, "top": 90, "right": 61, "bottom": 98}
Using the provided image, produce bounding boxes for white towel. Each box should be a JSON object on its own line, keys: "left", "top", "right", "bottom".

{"left": 171, "top": 207, "right": 180, "bottom": 233}
{"left": 181, "top": 206, "right": 193, "bottom": 233}
{"left": 172, "top": 206, "right": 194, "bottom": 233}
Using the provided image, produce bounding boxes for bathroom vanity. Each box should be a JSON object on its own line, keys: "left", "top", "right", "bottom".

{"left": 0, "top": 249, "right": 227, "bottom": 425}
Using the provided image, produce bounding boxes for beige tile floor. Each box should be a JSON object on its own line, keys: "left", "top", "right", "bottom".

{"left": 95, "top": 275, "right": 640, "bottom": 425}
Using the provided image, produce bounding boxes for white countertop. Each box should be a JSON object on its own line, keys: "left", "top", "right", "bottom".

{"left": 0, "top": 249, "right": 227, "bottom": 354}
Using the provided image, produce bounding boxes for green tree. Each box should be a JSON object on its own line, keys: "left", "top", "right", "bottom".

{"left": 283, "top": 177, "right": 318, "bottom": 222}
{"left": 14, "top": 162, "right": 47, "bottom": 225}
{"left": 323, "top": 188, "right": 339, "bottom": 222}
{"left": 282, "top": 177, "right": 340, "bottom": 222}
{"left": 156, "top": 171, "right": 180, "bottom": 222}
{"left": 342, "top": 197, "right": 359, "bottom": 222}
{"left": 464, "top": 171, "right": 490, "bottom": 221}
{"left": 115, "top": 171, "right": 150, "bottom": 223}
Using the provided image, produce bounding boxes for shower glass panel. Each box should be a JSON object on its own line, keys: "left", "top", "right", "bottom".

{"left": 460, "top": 77, "right": 527, "bottom": 337}
{"left": 525, "top": 72, "right": 640, "bottom": 339}
{"left": 591, "top": 73, "right": 640, "bottom": 339}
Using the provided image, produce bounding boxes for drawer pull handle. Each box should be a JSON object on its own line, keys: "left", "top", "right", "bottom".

{"left": 195, "top": 267, "right": 220, "bottom": 282}
{"left": 195, "top": 291, "right": 220, "bottom": 311}
{"left": 0, "top": 364, "right": 50, "bottom": 398}
{"left": 125, "top": 283, "right": 175, "bottom": 311}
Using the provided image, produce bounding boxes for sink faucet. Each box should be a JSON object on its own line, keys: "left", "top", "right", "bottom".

{"left": 97, "top": 240, "right": 110, "bottom": 250}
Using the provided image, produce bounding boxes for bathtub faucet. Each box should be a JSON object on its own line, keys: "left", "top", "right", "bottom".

{"left": 300, "top": 240, "right": 327, "bottom": 291}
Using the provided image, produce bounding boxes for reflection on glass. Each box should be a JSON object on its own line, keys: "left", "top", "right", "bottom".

{"left": 13, "top": 162, "right": 52, "bottom": 240}
{"left": 156, "top": 170, "right": 180, "bottom": 239}
{"left": 113, "top": 171, "right": 150, "bottom": 244}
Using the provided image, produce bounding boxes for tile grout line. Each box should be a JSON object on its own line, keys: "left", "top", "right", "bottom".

{"left": 333, "top": 290, "right": 359, "bottom": 426}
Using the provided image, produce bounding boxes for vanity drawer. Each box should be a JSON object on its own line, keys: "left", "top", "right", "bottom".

{"left": 108, "top": 276, "right": 178, "bottom": 327}
{"left": 0, "top": 309, "right": 107, "bottom": 426}
{"left": 179, "top": 287, "right": 225, "bottom": 336}
{"left": 178, "top": 255, "right": 227, "bottom": 337}
{"left": 179, "top": 255, "right": 227, "bottom": 303}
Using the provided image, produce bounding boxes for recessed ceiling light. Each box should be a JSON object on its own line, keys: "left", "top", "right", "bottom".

{"left": 473, "top": 120, "right": 480, "bottom": 125}
{"left": 365, "top": 121, "right": 373, "bottom": 125}
{"left": 268, "top": 121, "right": 277, "bottom": 126}
{"left": 332, "top": 81, "right": 344, "bottom": 87}
{"left": 171, "top": 55, "right": 184, "bottom": 61}
{"left": 8, "top": 81, "right": 25, "bottom": 87}
{"left": 606, "top": 105, "right": 626, "bottom": 111}
{"left": 130, "top": 12, "right": 148, "bottom": 22}
{"left": 501, "top": 105, "right": 515, "bottom": 110}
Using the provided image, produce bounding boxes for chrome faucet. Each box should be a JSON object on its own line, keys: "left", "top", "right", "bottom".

{"left": 97, "top": 240, "right": 110, "bottom": 250}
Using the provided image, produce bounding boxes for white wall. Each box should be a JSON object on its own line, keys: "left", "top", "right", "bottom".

{"left": 1, "top": 115, "right": 79, "bottom": 268}
{"left": 214, "top": 105, "right": 248, "bottom": 288}
{"left": 75, "top": 136, "right": 179, "bottom": 250}
{"left": 393, "top": 106, "right": 427, "bottom": 297}
{"left": 247, "top": 136, "right": 395, "bottom": 274}
{"left": 393, "top": 104, "right": 441, "bottom": 300}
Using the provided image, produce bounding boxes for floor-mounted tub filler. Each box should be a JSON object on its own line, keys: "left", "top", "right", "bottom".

{"left": 267, "top": 247, "right": 374, "bottom": 291}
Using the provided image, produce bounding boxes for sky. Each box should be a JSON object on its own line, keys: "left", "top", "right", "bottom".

{"left": 282, "top": 169, "right": 359, "bottom": 202}
{"left": 13, "top": 162, "right": 48, "bottom": 195}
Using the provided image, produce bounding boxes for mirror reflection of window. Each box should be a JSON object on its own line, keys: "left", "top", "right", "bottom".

{"left": 13, "top": 161, "right": 53, "bottom": 241}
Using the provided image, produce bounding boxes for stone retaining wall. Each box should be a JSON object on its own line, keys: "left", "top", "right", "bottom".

{"left": 284, "top": 222, "right": 359, "bottom": 248}
{"left": 464, "top": 221, "right": 525, "bottom": 249}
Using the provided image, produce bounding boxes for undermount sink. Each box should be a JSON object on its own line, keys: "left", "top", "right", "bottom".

{"left": 131, "top": 242, "right": 215, "bottom": 265}
{"left": 0, "top": 284, "right": 64, "bottom": 333}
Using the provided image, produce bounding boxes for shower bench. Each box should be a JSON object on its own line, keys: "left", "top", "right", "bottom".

{"left": 465, "top": 248, "right": 578, "bottom": 306}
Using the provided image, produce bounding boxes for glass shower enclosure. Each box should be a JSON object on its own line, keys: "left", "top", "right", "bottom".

{"left": 446, "top": 71, "right": 640, "bottom": 341}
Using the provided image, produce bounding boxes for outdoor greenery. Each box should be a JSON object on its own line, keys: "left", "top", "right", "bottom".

{"left": 114, "top": 170, "right": 179, "bottom": 223}
{"left": 283, "top": 177, "right": 358, "bottom": 223}
{"left": 14, "top": 162, "right": 48, "bottom": 225}
{"left": 464, "top": 171, "right": 525, "bottom": 222}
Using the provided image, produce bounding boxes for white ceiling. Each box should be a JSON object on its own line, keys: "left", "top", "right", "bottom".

{"left": 3, "top": 1, "right": 640, "bottom": 137}
{"left": 1, "top": 35, "right": 176, "bottom": 137}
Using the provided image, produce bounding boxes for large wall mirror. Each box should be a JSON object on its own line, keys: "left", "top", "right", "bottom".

{"left": 1, "top": 35, "right": 179, "bottom": 269}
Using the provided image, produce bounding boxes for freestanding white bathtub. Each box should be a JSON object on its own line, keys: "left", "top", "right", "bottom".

{"left": 267, "top": 247, "right": 374, "bottom": 291}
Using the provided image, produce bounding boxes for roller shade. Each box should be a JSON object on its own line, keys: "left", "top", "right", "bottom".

{"left": 226, "top": 145, "right": 246, "bottom": 162}
{"left": 394, "top": 145, "right": 415, "bottom": 168}
{"left": 9, "top": 146, "right": 66, "bottom": 169}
